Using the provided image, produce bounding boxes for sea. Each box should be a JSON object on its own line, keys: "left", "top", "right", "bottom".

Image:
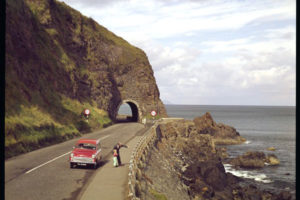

{"left": 165, "top": 104, "right": 296, "bottom": 197}
{"left": 118, "top": 104, "right": 296, "bottom": 197}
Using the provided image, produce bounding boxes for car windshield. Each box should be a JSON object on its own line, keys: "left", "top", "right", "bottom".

{"left": 75, "top": 143, "right": 96, "bottom": 150}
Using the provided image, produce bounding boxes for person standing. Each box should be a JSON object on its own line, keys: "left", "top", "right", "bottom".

{"left": 113, "top": 149, "right": 118, "bottom": 167}
{"left": 113, "top": 142, "right": 128, "bottom": 166}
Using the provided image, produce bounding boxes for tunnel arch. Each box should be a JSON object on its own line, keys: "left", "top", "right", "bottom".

{"left": 115, "top": 99, "right": 141, "bottom": 122}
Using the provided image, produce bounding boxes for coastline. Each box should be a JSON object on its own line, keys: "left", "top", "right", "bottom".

{"left": 164, "top": 105, "right": 295, "bottom": 199}
{"left": 136, "top": 113, "right": 294, "bottom": 199}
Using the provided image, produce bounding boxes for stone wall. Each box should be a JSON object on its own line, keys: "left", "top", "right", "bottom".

{"left": 127, "top": 118, "right": 183, "bottom": 199}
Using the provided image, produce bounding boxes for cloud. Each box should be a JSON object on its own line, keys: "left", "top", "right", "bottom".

{"left": 61, "top": 0, "right": 296, "bottom": 105}
{"left": 62, "top": 0, "right": 294, "bottom": 40}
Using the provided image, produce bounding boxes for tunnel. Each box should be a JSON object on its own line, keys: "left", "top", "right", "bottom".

{"left": 115, "top": 100, "right": 140, "bottom": 123}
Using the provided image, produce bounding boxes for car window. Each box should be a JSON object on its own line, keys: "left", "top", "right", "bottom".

{"left": 76, "top": 143, "right": 96, "bottom": 150}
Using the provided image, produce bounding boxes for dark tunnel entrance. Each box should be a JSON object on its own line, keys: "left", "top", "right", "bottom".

{"left": 116, "top": 101, "right": 139, "bottom": 122}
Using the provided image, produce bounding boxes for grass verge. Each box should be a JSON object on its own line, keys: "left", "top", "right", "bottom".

{"left": 5, "top": 96, "right": 112, "bottom": 159}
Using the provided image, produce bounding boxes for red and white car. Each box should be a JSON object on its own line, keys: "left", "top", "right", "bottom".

{"left": 69, "top": 139, "right": 102, "bottom": 169}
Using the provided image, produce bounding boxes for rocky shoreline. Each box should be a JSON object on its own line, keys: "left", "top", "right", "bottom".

{"left": 137, "top": 113, "right": 293, "bottom": 200}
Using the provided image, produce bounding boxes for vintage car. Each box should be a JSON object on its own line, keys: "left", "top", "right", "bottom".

{"left": 69, "top": 139, "right": 102, "bottom": 169}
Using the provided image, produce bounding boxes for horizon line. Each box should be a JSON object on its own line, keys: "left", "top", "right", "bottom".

{"left": 163, "top": 103, "right": 296, "bottom": 107}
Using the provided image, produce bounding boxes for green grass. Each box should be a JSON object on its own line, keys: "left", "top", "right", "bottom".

{"left": 149, "top": 189, "right": 168, "bottom": 200}
{"left": 5, "top": 0, "right": 147, "bottom": 159}
{"left": 60, "top": 95, "right": 112, "bottom": 129}
{"left": 5, "top": 96, "right": 112, "bottom": 159}
{"left": 45, "top": 28, "right": 58, "bottom": 36}
{"left": 144, "top": 113, "right": 163, "bottom": 120}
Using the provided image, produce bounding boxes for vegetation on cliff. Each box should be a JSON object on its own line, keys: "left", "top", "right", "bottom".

{"left": 5, "top": 0, "right": 164, "bottom": 158}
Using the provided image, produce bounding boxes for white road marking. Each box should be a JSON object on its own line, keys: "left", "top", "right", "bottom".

{"left": 25, "top": 135, "right": 111, "bottom": 174}
{"left": 98, "top": 135, "right": 110, "bottom": 141}
{"left": 25, "top": 151, "right": 72, "bottom": 174}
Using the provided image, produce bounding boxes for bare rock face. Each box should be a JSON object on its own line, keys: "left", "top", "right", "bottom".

{"left": 266, "top": 154, "right": 280, "bottom": 166}
{"left": 229, "top": 151, "right": 266, "bottom": 168}
{"left": 141, "top": 120, "right": 240, "bottom": 199}
{"left": 229, "top": 151, "right": 280, "bottom": 169}
{"left": 193, "top": 112, "right": 246, "bottom": 144}
{"left": 232, "top": 185, "right": 292, "bottom": 200}
{"left": 216, "top": 147, "right": 229, "bottom": 160}
{"left": 267, "top": 147, "right": 276, "bottom": 151}
{"left": 140, "top": 119, "right": 291, "bottom": 200}
{"left": 6, "top": 0, "right": 167, "bottom": 123}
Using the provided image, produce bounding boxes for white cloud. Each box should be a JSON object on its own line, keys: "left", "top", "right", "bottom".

{"left": 63, "top": 0, "right": 294, "bottom": 40}
{"left": 61, "top": 0, "right": 296, "bottom": 106}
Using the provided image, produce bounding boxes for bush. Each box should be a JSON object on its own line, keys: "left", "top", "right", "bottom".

{"left": 149, "top": 189, "right": 168, "bottom": 200}
{"left": 76, "top": 120, "right": 92, "bottom": 133}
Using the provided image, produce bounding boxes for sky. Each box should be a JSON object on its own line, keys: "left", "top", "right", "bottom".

{"left": 61, "top": 0, "right": 296, "bottom": 106}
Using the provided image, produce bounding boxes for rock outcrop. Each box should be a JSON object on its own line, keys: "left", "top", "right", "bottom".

{"left": 6, "top": 0, "right": 167, "bottom": 122}
{"left": 267, "top": 147, "right": 276, "bottom": 151}
{"left": 193, "top": 112, "right": 246, "bottom": 144}
{"left": 5, "top": 0, "right": 166, "bottom": 157}
{"left": 228, "top": 151, "right": 280, "bottom": 169}
{"left": 138, "top": 117, "right": 290, "bottom": 200}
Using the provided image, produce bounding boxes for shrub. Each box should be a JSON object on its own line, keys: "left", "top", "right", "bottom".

{"left": 75, "top": 120, "right": 92, "bottom": 133}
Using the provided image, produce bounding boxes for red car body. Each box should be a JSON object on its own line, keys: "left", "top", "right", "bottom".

{"left": 69, "top": 139, "right": 102, "bottom": 169}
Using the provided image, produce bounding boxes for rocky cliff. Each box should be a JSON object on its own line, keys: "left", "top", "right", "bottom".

{"left": 5, "top": 0, "right": 166, "bottom": 158}
{"left": 193, "top": 112, "right": 246, "bottom": 144}
{"left": 137, "top": 116, "right": 292, "bottom": 200}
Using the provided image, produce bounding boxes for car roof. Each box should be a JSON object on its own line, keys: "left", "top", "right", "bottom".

{"left": 76, "top": 139, "right": 99, "bottom": 145}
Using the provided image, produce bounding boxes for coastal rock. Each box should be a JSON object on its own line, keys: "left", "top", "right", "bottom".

{"left": 267, "top": 147, "right": 276, "bottom": 151}
{"left": 277, "top": 190, "right": 292, "bottom": 200}
{"left": 193, "top": 112, "right": 246, "bottom": 145}
{"left": 141, "top": 119, "right": 241, "bottom": 199}
{"left": 216, "top": 147, "right": 229, "bottom": 160}
{"left": 229, "top": 151, "right": 266, "bottom": 168}
{"left": 231, "top": 185, "right": 292, "bottom": 200}
{"left": 266, "top": 154, "right": 280, "bottom": 165}
{"left": 229, "top": 151, "right": 280, "bottom": 168}
{"left": 139, "top": 119, "right": 291, "bottom": 200}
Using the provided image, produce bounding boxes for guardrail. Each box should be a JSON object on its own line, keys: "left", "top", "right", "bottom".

{"left": 127, "top": 118, "right": 184, "bottom": 199}
{"left": 127, "top": 121, "right": 159, "bottom": 200}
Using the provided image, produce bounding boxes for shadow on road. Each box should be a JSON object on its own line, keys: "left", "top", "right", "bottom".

{"left": 71, "top": 159, "right": 110, "bottom": 170}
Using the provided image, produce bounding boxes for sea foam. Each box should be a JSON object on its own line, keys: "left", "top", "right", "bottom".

{"left": 224, "top": 164, "right": 273, "bottom": 183}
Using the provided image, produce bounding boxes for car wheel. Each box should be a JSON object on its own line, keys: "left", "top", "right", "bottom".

{"left": 93, "top": 163, "right": 97, "bottom": 169}
{"left": 70, "top": 163, "right": 74, "bottom": 168}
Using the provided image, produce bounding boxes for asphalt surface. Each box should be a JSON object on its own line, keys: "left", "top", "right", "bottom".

{"left": 5, "top": 123, "right": 146, "bottom": 200}
{"left": 79, "top": 135, "right": 144, "bottom": 200}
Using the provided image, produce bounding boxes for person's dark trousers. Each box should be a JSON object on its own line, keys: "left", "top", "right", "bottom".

{"left": 117, "top": 155, "right": 122, "bottom": 165}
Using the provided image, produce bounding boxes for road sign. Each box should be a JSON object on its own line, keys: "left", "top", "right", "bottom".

{"left": 151, "top": 110, "right": 157, "bottom": 117}
{"left": 84, "top": 109, "right": 90, "bottom": 115}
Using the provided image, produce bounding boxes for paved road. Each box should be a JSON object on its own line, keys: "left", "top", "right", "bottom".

{"left": 5, "top": 123, "right": 145, "bottom": 200}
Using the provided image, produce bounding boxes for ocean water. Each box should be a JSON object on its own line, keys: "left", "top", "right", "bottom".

{"left": 164, "top": 104, "right": 296, "bottom": 196}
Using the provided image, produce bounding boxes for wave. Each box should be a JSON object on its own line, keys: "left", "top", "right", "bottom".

{"left": 244, "top": 140, "right": 251, "bottom": 144}
{"left": 224, "top": 164, "right": 273, "bottom": 183}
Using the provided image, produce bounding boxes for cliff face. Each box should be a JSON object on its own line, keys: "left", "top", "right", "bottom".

{"left": 5, "top": 0, "right": 166, "bottom": 157}
{"left": 138, "top": 118, "right": 292, "bottom": 200}
{"left": 193, "top": 112, "right": 246, "bottom": 144}
{"left": 6, "top": 0, "right": 167, "bottom": 120}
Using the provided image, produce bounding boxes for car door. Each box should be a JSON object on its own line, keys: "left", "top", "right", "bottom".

{"left": 96, "top": 141, "right": 102, "bottom": 161}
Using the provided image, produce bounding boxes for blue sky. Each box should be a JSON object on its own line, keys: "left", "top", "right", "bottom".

{"left": 61, "top": 0, "right": 295, "bottom": 106}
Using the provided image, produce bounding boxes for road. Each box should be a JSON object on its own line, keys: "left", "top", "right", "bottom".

{"left": 5, "top": 123, "right": 146, "bottom": 200}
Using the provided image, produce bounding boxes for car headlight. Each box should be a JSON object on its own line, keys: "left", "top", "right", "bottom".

{"left": 92, "top": 154, "right": 96, "bottom": 159}
{"left": 70, "top": 153, "right": 74, "bottom": 158}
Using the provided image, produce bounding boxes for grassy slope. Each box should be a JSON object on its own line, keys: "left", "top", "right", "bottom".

{"left": 4, "top": 0, "right": 145, "bottom": 158}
